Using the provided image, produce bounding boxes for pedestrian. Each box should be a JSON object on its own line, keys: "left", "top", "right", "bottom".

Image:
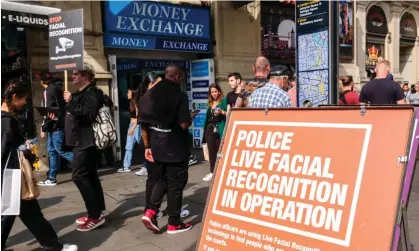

{"left": 138, "top": 64, "right": 193, "bottom": 234}
{"left": 287, "top": 74, "right": 297, "bottom": 107}
{"left": 338, "top": 75, "right": 360, "bottom": 105}
{"left": 35, "top": 72, "right": 73, "bottom": 186}
{"left": 202, "top": 84, "right": 227, "bottom": 182}
{"left": 235, "top": 56, "right": 271, "bottom": 108}
{"left": 63, "top": 63, "right": 106, "bottom": 232}
{"left": 359, "top": 60, "right": 406, "bottom": 105}
{"left": 118, "top": 86, "right": 143, "bottom": 173}
{"left": 226, "top": 72, "right": 242, "bottom": 111}
{"left": 1, "top": 79, "right": 78, "bottom": 251}
{"left": 407, "top": 84, "right": 419, "bottom": 104}
{"left": 248, "top": 65, "right": 292, "bottom": 108}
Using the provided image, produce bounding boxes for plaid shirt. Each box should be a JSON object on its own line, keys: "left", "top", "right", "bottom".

{"left": 248, "top": 83, "right": 292, "bottom": 108}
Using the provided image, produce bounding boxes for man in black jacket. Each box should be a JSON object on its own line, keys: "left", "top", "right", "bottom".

{"left": 63, "top": 63, "right": 106, "bottom": 232}
{"left": 139, "top": 64, "right": 193, "bottom": 234}
{"left": 36, "top": 72, "right": 73, "bottom": 187}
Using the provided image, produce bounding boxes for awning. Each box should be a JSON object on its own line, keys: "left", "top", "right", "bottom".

{"left": 1, "top": 0, "right": 61, "bottom": 15}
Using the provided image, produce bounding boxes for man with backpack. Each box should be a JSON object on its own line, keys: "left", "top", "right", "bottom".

{"left": 359, "top": 60, "right": 406, "bottom": 105}
{"left": 338, "top": 75, "right": 359, "bottom": 105}
{"left": 63, "top": 63, "right": 106, "bottom": 232}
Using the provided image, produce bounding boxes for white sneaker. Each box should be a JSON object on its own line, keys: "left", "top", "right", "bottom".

{"left": 135, "top": 167, "right": 148, "bottom": 176}
{"left": 202, "top": 173, "right": 213, "bottom": 182}
{"left": 156, "top": 211, "right": 163, "bottom": 218}
{"left": 180, "top": 208, "right": 190, "bottom": 218}
{"left": 117, "top": 167, "right": 131, "bottom": 173}
{"left": 62, "top": 244, "right": 78, "bottom": 251}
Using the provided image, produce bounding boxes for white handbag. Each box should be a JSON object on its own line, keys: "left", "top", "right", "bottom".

{"left": 1, "top": 151, "right": 22, "bottom": 215}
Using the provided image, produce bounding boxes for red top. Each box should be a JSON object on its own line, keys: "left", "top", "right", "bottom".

{"left": 339, "top": 91, "right": 360, "bottom": 105}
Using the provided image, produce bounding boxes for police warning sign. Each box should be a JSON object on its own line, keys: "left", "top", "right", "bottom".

{"left": 48, "top": 9, "right": 84, "bottom": 72}
{"left": 197, "top": 108, "right": 413, "bottom": 251}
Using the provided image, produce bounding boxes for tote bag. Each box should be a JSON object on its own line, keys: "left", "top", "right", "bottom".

{"left": 19, "top": 151, "right": 40, "bottom": 200}
{"left": 1, "top": 151, "right": 22, "bottom": 215}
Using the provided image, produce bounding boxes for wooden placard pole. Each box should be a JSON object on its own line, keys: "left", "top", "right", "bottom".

{"left": 64, "top": 70, "right": 68, "bottom": 91}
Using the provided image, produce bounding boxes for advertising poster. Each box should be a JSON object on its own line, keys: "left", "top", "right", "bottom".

{"left": 197, "top": 107, "right": 414, "bottom": 251}
{"left": 190, "top": 59, "right": 215, "bottom": 148}
{"left": 48, "top": 9, "right": 84, "bottom": 72}
{"left": 338, "top": 0, "right": 353, "bottom": 59}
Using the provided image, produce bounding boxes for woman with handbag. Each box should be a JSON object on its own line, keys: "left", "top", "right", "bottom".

{"left": 1, "top": 80, "right": 78, "bottom": 251}
{"left": 202, "top": 84, "right": 227, "bottom": 182}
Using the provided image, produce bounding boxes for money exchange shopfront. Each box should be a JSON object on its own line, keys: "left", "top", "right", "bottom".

{"left": 102, "top": 1, "right": 213, "bottom": 162}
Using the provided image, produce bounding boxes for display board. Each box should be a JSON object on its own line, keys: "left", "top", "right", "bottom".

{"left": 296, "top": 1, "right": 338, "bottom": 106}
{"left": 189, "top": 59, "right": 214, "bottom": 148}
{"left": 197, "top": 107, "right": 414, "bottom": 251}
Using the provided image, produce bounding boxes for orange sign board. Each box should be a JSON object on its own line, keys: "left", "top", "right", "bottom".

{"left": 197, "top": 108, "right": 413, "bottom": 251}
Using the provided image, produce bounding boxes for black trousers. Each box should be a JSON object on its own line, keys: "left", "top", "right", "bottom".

{"left": 72, "top": 146, "right": 106, "bottom": 219}
{"left": 205, "top": 123, "right": 221, "bottom": 173}
{"left": 148, "top": 161, "right": 188, "bottom": 225}
{"left": 1, "top": 199, "right": 62, "bottom": 251}
{"left": 145, "top": 161, "right": 165, "bottom": 211}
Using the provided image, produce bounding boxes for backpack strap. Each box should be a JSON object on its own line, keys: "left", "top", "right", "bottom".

{"left": 339, "top": 90, "right": 351, "bottom": 104}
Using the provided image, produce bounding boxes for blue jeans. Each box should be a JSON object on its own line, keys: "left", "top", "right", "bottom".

{"left": 123, "top": 123, "right": 141, "bottom": 169}
{"left": 47, "top": 130, "right": 73, "bottom": 181}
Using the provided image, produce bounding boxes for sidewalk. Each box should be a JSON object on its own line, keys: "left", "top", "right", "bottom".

{"left": 5, "top": 161, "right": 419, "bottom": 251}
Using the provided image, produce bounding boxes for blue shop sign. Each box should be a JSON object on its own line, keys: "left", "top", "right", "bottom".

{"left": 104, "top": 33, "right": 211, "bottom": 53}
{"left": 104, "top": 1, "right": 211, "bottom": 40}
{"left": 190, "top": 61, "right": 209, "bottom": 77}
{"left": 116, "top": 58, "right": 188, "bottom": 71}
{"left": 192, "top": 80, "right": 209, "bottom": 88}
{"left": 193, "top": 92, "right": 208, "bottom": 100}
{"left": 193, "top": 114, "right": 206, "bottom": 127}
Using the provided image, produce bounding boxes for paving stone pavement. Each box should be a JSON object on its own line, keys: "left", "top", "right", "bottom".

{"left": 4, "top": 160, "right": 419, "bottom": 251}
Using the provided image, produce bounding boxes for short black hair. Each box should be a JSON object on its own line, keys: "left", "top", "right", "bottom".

{"left": 228, "top": 72, "right": 242, "bottom": 80}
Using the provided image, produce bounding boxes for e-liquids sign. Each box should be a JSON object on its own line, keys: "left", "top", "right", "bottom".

{"left": 1, "top": 10, "right": 49, "bottom": 28}
{"left": 48, "top": 9, "right": 84, "bottom": 72}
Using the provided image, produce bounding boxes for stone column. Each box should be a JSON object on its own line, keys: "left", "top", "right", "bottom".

{"left": 212, "top": 0, "right": 261, "bottom": 93}
{"left": 355, "top": 1, "right": 368, "bottom": 82}
{"left": 388, "top": 4, "right": 404, "bottom": 80}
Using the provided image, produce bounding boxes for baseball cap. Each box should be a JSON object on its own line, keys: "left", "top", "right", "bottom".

{"left": 35, "top": 71, "right": 53, "bottom": 82}
{"left": 269, "top": 65, "right": 293, "bottom": 77}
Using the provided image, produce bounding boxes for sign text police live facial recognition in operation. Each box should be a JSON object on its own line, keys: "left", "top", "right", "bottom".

{"left": 48, "top": 9, "right": 84, "bottom": 72}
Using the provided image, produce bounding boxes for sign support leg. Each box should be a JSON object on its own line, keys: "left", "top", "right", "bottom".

{"left": 64, "top": 70, "right": 68, "bottom": 91}
{"left": 398, "top": 208, "right": 412, "bottom": 251}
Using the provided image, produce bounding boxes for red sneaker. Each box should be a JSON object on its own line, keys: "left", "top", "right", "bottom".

{"left": 167, "top": 222, "right": 193, "bottom": 234}
{"left": 76, "top": 215, "right": 106, "bottom": 232}
{"left": 75, "top": 215, "right": 88, "bottom": 225}
{"left": 141, "top": 209, "right": 159, "bottom": 232}
{"left": 75, "top": 213, "right": 104, "bottom": 225}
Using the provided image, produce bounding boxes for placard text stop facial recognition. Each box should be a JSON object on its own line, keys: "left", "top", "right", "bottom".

{"left": 211, "top": 121, "right": 372, "bottom": 247}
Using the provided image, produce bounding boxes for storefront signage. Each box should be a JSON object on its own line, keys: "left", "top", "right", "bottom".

{"left": 48, "top": 9, "right": 84, "bottom": 72}
{"left": 296, "top": 1, "right": 329, "bottom": 33}
{"left": 197, "top": 107, "right": 414, "bottom": 251}
{"left": 116, "top": 59, "right": 188, "bottom": 71}
{"left": 366, "top": 5, "right": 388, "bottom": 34}
{"left": 365, "top": 43, "right": 382, "bottom": 70}
{"left": 1, "top": 10, "right": 48, "bottom": 28}
{"left": 400, "top": 12, "right": 417, "bottom": 38}
{"left": 191, "top": 60, "right": 210, "bottom": 78}
{"left": 192, "top": 91, "right": 208, "bottom": 99}
{"left": 103, "top": 1, "right": 211, "bottom": 40}
{"left": 192, "top": 80, "right": 210, "bottom": 88}
{"left": 103, "top": 33, "right": 211, "bottom": 53}
{"left": 190, "top": 59, "right": 214, "bottom": 148}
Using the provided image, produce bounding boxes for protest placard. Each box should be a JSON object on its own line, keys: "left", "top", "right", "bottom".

{"left": 197, "top": 107, "right": 413, "bottom": 251}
